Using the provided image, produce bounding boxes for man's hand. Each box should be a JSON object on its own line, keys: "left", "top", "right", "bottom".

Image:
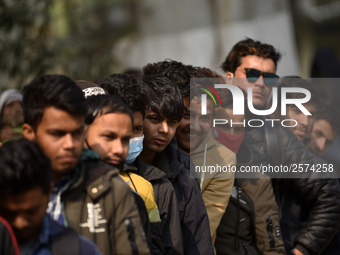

{"left": 292, "top": 248, "right": 304, "bottom": 255}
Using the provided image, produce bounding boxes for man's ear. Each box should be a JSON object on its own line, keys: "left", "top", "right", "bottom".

{"left": 22, "top": 123, "right": 36, "bottom": 141}
{"left": 226, "top": 72, "right": 234, "bottom": 84}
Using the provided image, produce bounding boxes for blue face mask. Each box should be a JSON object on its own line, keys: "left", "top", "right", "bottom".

{"left": 124, "top": 135, "right": 144, "bottom": 164}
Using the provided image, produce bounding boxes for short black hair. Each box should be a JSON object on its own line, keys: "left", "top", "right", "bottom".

{"left": 23, "top": 75, "right": 87, "bottom": 130}
{"left": 221, "top": 38, "right": 282, "bottom": 73}
{"left": 84, "top": 93, "right": 133, "bottom": 127}
{"left": 185, "top": 65, "right": 223, "bottom": 79}
{"left": 142, "top": 75, "right": 184, "bottom": 122}
{"left": 0, "top": 138, "right": 51, "bottom": 195}
{"left": 97, "top": 73, "right": 148, "bottom": 116}
{"left": 143, "top": 59, "right": 191, "bottom": 98}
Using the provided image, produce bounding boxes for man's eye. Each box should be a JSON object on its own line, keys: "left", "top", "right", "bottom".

{"left": 51, "top": 131, "right": 65, "bottom": 137}
{"left": 314, "top": 131, "right": 323, "bottom": 138}
{"left": 134, "top": 127, "right": 143, "bottom": 133}
{"left": 102, "top": 135, "right": 114, "bottom": 140}
{"left": 168, "top": 121, "right": 178, "bottom": 126}
{"left": 150, "top": 118, "right": 160, "bottom": 123}
{"left": 291, "top": 106, "right": 301, "bottom": 113}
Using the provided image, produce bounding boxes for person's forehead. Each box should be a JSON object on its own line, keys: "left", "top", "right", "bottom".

{"left": 132, "top": 111, "right": 144, "bottom": 122}
{"left": 38, "top": 107, "right": 84, "bottom": 129}
{"left": 96, "top": 112, "right": 132, "bottom": 126}
{"left": 145, "top": 108, "right": 176, "bottom": 122}
{"left": 239, "top": 55, "right": 276, "bottom": 72}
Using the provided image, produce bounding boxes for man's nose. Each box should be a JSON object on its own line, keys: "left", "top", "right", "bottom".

{"left": 63, "top": 134, "right": 75, "bottom": 149}
{"left": 190, "top": 117, "right": 201, "bottom": 133}
{"left": 316, "top": 137, "right": 327, "bottom": 152}
{"left": 300, "top": 115, "right": 309, "bottom": 127}
{"left": 159, "top": 121, "right": 169, "bottom": 134}
{"left": 112, "top": 140, "right": 124, "bottom": 156}
{"left": 255, "top": 76, "right": 266, "bottom": 87}
{"left": 12, "top": 216, "right": 29, "bottom": 230}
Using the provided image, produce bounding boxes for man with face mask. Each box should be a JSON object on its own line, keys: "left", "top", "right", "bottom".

{"left": 22, "top": 75, "right": 150, "bottom": 255}
{"left": 77, "top": 80, "right": 162, "bottom": 254}
{"left": 212, "top": 89, "right": 285, "bottom": 255}
{"left": 96, "top": 75, "right": 183, "bottom": 255}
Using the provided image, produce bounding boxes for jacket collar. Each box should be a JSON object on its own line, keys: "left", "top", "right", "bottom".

{"left": 134, "top": 156, "right": 166, "bottom": 182}
{"left": 69, "top": 148, "right": 119, "bottom": 200}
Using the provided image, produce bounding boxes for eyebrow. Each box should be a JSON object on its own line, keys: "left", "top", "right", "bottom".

{"left": 147, "top": 113, "right": 162, "bottom": 118}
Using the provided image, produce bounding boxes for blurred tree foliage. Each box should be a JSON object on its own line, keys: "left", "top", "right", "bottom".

{"left": 0, "top": 0, "right": 137, "bottom": 90}
{"left": 0, "top": 0, "right": 54, "bottom": 89}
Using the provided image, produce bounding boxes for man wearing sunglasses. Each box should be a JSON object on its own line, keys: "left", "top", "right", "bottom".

{"left": 222, "top": 38, "right": 280, "bottom": 110}
{"left": 220, "top": 38, "right": 340, "bottom": 255}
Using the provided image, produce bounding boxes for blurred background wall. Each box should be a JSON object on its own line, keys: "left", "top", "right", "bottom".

{"left": 1, "top": 0, "right": 340, "bottom": 90}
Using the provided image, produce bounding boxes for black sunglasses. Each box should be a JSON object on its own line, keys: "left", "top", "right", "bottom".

{"left": 244, "top": 68, "right": 279, "bottom": 86}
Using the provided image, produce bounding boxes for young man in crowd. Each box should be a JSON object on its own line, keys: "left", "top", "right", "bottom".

{"left": 307, "top": 100, "right": 340, "bottom": 156}
{"left": 220, "top": 38, "right": 340, "bottom": 255}
{"left": 140, "top": 74, "right": 214, "bottom": 255}
{"left": 212, "top": 89, "right": 285, "bottom": 255}
{"left": 143, "top": 61, "right": 236, "bottom": 249}
{"left": 22, "top": 74, "right": 150, "bottom": 255}
{"left": 274, "top": 76, "right": 318, "bottom": 143}
{"left": 0, "top": 138, "right": 100, "bottom": 255}
{"left": 178, "top": 65, "right": 236, "bottom": 247}
{"left": 77, "top": 80, "right": 163, "bottom": 254}
{"left": 97, "top": 74, "right": 183, "bottom": 255}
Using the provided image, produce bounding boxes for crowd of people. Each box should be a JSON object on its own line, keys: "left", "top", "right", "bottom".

{"left": 0, "top": 38, "right": 340, "bottom": 255}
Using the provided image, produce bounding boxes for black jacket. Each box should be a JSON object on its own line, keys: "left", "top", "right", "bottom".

{"left": 238, "top": 125, "right": 340, "bottom": 255}
{"left": 156, "top": 139, "right": 214, "bottom": 255}
{"left": 135, "top": 156, "right": 183, "bottom": 255}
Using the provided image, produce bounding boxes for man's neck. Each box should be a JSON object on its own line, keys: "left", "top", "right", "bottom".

{"left": 52, "top": 170, "right": 72, "bottom": 183}
{"left": 140, "top": 150, "right": 156, "bottom": 165}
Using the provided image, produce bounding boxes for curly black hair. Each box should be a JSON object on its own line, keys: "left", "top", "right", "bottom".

{"left": 97, "top": 73, "right": 148, "bottom": 116}
{"left": 221, "top": 38, "right": 282, "bottom": 73}
{"left": 143, "top": 59, "right": 191, "bottom": 98}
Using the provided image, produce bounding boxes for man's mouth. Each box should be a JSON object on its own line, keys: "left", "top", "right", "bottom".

{"left": 252, "top": 91, "right": 264, "bottom": 98}
{"left": 295, "top": 127, "right": 306, "bottom": 139}
{"left": 58, "top": 154, "right": 77, "bottom": 163}
{"left": 153, "top": 138, "right": 168, "bottom": 146}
